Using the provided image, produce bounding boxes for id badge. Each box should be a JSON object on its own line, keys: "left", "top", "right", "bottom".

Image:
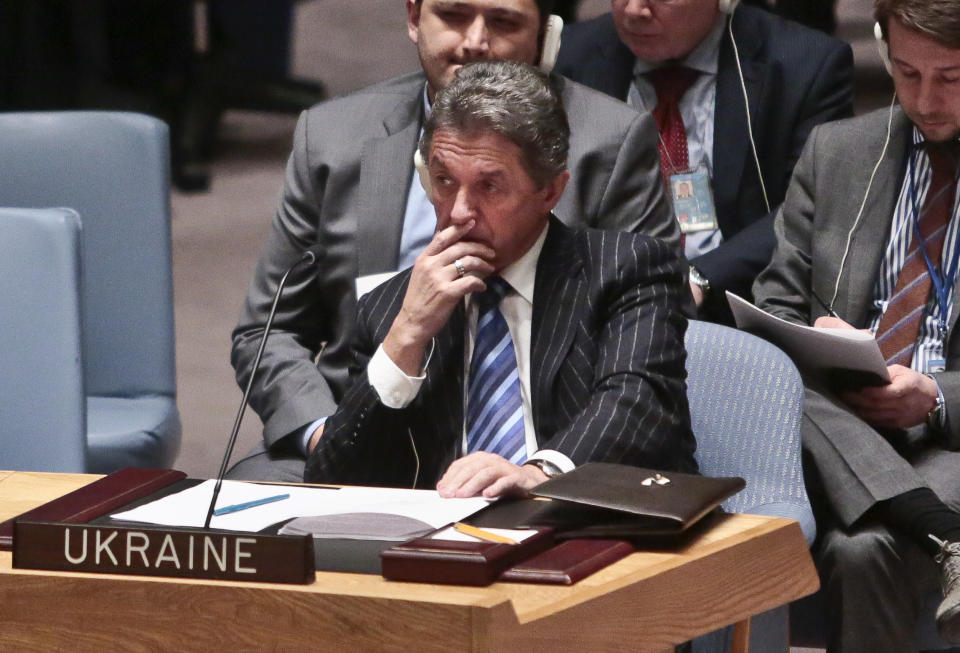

{"left": 929, "top": 359, "right": 947, "bottom": 373}
{"left": 670, "top": 170, "right": 718, "bottom": 234}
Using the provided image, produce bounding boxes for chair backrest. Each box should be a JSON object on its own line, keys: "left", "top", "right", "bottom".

{"left": 685, "top": 320, "right": 815, "bottom": 544}
{"left": 0, "top": 111, "right": 176, "bottom": 399}
{"left": 0, "top": 208, "right": 86, "bottom": 471}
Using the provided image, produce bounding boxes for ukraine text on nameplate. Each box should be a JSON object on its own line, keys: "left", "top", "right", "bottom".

{"left": 12, "top": 521, "right": 315, "bottom": 584}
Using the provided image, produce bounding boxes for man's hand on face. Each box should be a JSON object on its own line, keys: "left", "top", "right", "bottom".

{"left": 813, "top": 317, "right": 939, "bottom": 429}
{"left": 436, "top": 452, "right": 548, "bottom": 498}
{"left": 839, "top": 365, "right": 939, "bottom": 430}
{"left": 382, "top": 220, "right": 495, "bottom": 375}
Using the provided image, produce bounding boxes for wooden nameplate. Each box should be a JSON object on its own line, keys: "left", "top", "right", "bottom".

{"left": 5, "top": 468, "right": 316, "bottom": 584}
{"left": 499, "top": 538, "right": 634, "bottom": 585}
{"left": 0, "top": 467, "right": 186, "bottom": 550}
{"left": 381, "top": 525, "right": 554, "bottom": 586}
{"left": 13, "top": 520, "right": 315, "bottom": 584}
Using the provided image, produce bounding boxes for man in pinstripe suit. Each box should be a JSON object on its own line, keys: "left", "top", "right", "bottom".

{"left": 305, "top": 61, "right": 696, "bottom": 496}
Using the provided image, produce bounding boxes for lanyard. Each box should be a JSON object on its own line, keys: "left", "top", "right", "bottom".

{"left": 904, "top": 149, "right": 960, "bottom": 337}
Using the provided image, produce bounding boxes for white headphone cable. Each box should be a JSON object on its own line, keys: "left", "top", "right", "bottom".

{"left": 827, "top": 90, "right": 897, "bottom": 310}
{"left": 728, "top": 9, "right": 771, "bottom": 214}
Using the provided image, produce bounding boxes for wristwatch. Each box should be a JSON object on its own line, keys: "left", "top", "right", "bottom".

{"left": 926, "top": 374, "right": 945, "bottom": 429}
{"left": 689, "top": 266, "right": 711, "bottom": 296}
{"left": 927, "top": 392, "right": 945, "bottom": 430}
{"left": 525, "top": 459, "right": 564, "bottom": 479}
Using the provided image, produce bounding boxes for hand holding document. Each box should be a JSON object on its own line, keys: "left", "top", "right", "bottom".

{"left": 727, "top": 292, "right": 890, "bottom": 385}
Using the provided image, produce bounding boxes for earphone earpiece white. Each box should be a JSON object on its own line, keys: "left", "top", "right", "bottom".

{"left": 414, "top": 149, "right": 434, "bottom": 203}
{"left": 539, "top": 15, "right": 563, "bottom": 72}
{"left": 718, "top": 0, "right": 740, "bottom": 15}
{"left": 874, "top": 22, "right": 893, "bottom": 76}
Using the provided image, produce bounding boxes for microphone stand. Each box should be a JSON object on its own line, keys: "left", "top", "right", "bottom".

{"left": 203, "top": 247, "right": 323, "bottom": 529}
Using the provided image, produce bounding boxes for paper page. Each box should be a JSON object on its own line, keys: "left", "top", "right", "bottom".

{"left": 727, "top": 292, "right": 891, "bottom": 382}
{"left": 430, "top": 526, "right": 540, "bottom": 543}
{"left": 110, "top": 480, "right": 490, "bottom": 533}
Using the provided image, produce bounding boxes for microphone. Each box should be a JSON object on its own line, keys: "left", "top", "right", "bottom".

{"left": 203, "top": 245, "right": 325, "bottom": 529}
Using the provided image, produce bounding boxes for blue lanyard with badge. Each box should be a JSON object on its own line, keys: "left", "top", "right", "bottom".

{"left": 903, "top": 147, "right": 960, "bottom": 372}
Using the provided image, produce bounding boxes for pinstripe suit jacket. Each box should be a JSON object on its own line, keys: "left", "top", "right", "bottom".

{"left": 305, "top": 219, "right": 697, "bottom": 488}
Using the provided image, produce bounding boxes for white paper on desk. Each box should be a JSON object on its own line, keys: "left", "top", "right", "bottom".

{"left": 109, "top": 480, "right": 490, "bottom": 534}
{"left": 727, "top": 292, "right": 891, "bottom": 382}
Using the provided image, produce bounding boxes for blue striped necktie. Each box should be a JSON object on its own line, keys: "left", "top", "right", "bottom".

{"left": 466, "top": 277, "right": 527, "bottom": 464}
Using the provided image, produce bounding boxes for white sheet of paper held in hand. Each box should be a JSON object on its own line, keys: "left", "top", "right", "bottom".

{"left": 727, "top": 291, "right": 891, "bottom": 382}
{"left": 110, "top": 480, "right": 491, "bottom": 533}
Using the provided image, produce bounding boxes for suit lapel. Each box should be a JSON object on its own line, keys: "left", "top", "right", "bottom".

{"left": 530, "top": 220, "right": 585, "bottom": 438}
{"left": 427, "top": 302, "right": 466, "bottom": 472}
{"left": 357, "top": 80, "right": 425, "bottom": 275}
{"left": 713, "top": 13, "right": 768, "bottom": 229}
{"left": 840, "top": 112, "right": 911, "bottom": 325}
{"left": 599, "top": 36, "right": 637, "bottom": 102}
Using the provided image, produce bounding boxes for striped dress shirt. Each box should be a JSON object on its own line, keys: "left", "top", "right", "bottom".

{"left": 867, "top": 128, "right": 960, "bottom": 374}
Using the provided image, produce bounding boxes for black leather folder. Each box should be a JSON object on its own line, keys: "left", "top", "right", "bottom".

{"left": 527, "top": 463, "right": 745, "bottom": 538}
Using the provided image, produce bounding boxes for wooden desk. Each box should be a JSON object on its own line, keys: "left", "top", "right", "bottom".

{"left": 0, "top": 471, "right": 818, "bottom": 652}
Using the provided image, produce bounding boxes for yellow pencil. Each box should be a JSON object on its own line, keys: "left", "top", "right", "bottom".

{"left": 452, "top": 522, "right": 518, "bottom": 545}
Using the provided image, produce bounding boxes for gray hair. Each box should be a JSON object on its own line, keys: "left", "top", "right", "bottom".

{"left": 875, "top": 0, "right": 960, "bottom": 49}
{"left": 419, "top": 61, "right": 569, "bottom": 187}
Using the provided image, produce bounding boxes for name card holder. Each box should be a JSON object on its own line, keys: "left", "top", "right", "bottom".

{"left": 13, "top": 521, "right": 315, "bottom": 585}
{"left": 381, "top": 525, "right": 554, "bottom": 586}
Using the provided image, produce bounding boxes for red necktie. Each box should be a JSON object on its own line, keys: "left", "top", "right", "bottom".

{"left": 875, "top": 143, "right": 960, "bottom": 366}
{"left": 644, "top": 66, "right": 700, "bottom": 180}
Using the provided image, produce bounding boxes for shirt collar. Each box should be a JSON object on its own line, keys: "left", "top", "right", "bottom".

{"left": 632, "top": 14, "right": 726, "bottom": 77}
{"left": 497, "top": 222, "right": 548, "bottom": 304}
{"left": 422, "top": 83, "right": 433, "bottom": 120}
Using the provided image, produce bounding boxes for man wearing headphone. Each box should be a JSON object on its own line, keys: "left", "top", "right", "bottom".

{"left": 754, "top": 0, "right": 960, "bottom": 649}
{"left": 555, "top": 0, "right": 853, "bottom": 324}
{"left": 228, "top": 0, "right": 678, "bottom": 483}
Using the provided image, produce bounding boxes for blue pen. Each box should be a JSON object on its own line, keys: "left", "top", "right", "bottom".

{"left": 213, "top": 493, "right": 290, "bottom": 516}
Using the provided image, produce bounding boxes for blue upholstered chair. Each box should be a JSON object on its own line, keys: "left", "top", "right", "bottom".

{"left": 0, "top": 112, "right": 181, "bottom": 472}
{"left": 683, "top": 320, "right": 814, "bottom": 653}
{"left": 0, "top": 208, "right": 86, "bottom": 471}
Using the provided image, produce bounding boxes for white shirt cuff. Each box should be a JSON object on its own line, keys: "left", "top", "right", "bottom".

{"left": 368, "top": 344, "right": 426, "bottom": 409}
{"left": 298, "top": 417, "right": 327, "bottom": 456}
{"left": 526, "top": 449, "right": 575, "bottom": 474}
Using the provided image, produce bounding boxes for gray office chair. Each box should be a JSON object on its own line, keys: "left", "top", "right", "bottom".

{"left": 0, "top": 111, "right": 181, "bottom": 472}
{"left": 683, "top": 320, "right": 813, "bottom": 653}
{"left": 0, "top": 208, "right": 86, "bottom": 471}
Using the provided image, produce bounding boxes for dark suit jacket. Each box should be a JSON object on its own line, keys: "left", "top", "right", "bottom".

{"left": 555, "top": 5, "right": 853, "bottom": 322}
{"left": 305, "top": 219, "right": 697, "bottom": 487}
{"left": 232, "top": 71, "right": 679, "bottom": 455}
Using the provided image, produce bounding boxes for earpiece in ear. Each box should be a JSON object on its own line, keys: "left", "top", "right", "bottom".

{"left": 874, "top": 22, "right": 893, "bottom": 77}
{"left": 539, "top": 15, "right": 563, "bottom": 72}
{"left": 718, "top": 0, "right": 740, "bottom": 14}
{"left": 414, "top": 149, "right": 433, "bottom": 203}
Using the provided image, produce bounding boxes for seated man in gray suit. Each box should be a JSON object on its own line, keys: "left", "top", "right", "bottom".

{"left": 306, "top": 61, "right": 696, "bottom": 494}
{"left": 753, "top": 0, "right": 960, "bottom": 648}
{"left": 229, "top": 0, "right": 678, "bottom": 482}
